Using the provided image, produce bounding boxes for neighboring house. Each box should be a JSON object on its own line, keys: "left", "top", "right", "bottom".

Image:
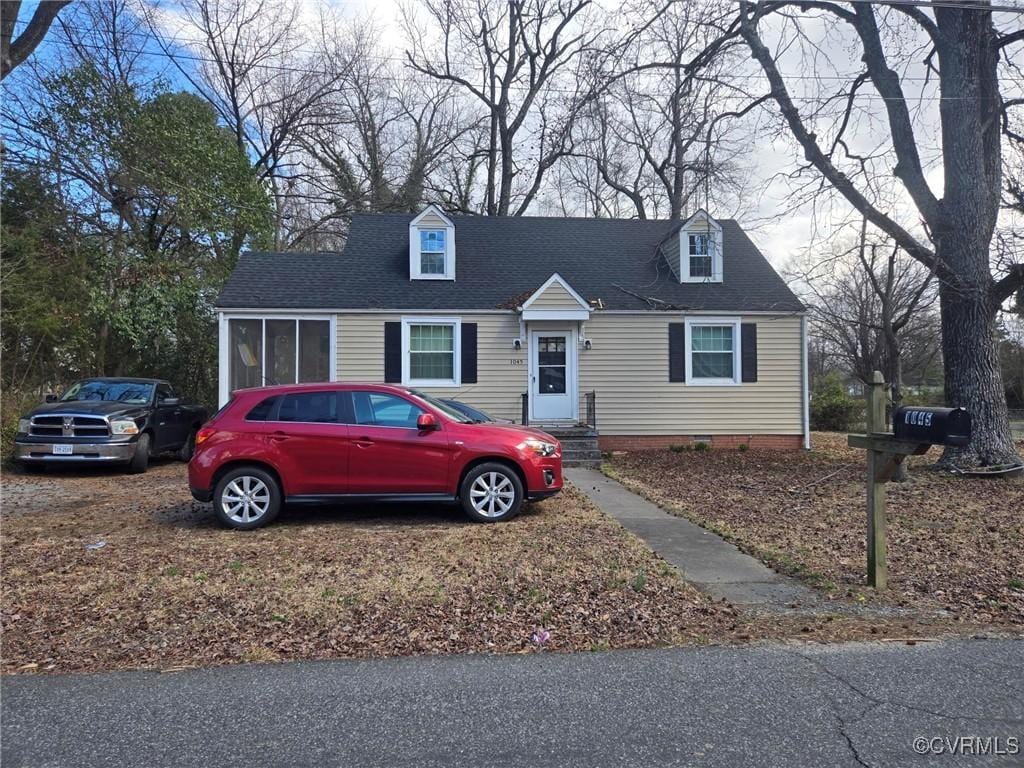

{"left": 216, "top": 206, "right": 810, "bottom": 450}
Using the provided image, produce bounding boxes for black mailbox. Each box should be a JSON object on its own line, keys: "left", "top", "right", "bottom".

{"left": 893, "top": 406, "right": 971, "bottom": 447}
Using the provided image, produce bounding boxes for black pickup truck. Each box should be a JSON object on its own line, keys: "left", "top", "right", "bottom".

{"left": 13, "top": 378, "right": 208, "bottom": 474}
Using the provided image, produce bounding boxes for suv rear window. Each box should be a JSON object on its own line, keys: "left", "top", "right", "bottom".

{"left": 278, "top": 392, "right": 339, "bottom": 423}
{"left": 246, "top": 396, "right": 280, "bottom": 421}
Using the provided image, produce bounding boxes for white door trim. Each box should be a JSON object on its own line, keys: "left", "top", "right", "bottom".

{"left": 528, "top": 327, "right": 578, "bottom": 423}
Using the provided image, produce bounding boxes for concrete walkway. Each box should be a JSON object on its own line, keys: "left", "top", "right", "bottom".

{"left": 566, "top": 467, "right": 819, "bottom": 609}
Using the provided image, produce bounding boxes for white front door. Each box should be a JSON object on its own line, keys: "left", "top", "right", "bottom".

{"left": 529, "top": 329, "right": 576, "bottom": 422}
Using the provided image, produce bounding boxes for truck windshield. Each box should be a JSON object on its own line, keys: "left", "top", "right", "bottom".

{"left": 60, "top": 380, "right": 154, "bottom": 405}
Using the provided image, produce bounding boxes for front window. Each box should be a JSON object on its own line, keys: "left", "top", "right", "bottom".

{"left": 352, "top": 391, "right": 423, "bottom": 428}
{"left": 420, "top": 230, "right": 447, "bottom": 275}
{"left": 60, "top": 380, "right": 154, "bottom": 405}
{"left": 688, "top": 322, "right": 738, "bottom": 383}
{"left": 228, "top": 317, "right": 331, "bottom": 391}
{"left": 688, "top": 234, "right": 712, "bottom": 278}
{"left": 406, "top": 322, "right": 457, "bottom": 384}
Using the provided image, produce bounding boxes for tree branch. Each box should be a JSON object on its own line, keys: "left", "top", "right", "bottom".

{"left": 736, "top": 1, "right": 939, "bottom": 275}
{"left": 992, "top": 263, "right": 1024, "bottom": 304}
{"left": 1, "top": 0, "right": 72, "bottom": 80}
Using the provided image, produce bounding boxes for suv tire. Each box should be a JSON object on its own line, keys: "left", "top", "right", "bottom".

{"left": 459, "top": 462, "right": 524, "bottom": 523}
{"left": 213, "top": 466, "right": 282, "bottom": 530}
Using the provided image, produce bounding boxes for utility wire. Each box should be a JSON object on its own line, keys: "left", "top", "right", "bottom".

{"left": 25, "top": 37, "right": 1024, "bottom": 101}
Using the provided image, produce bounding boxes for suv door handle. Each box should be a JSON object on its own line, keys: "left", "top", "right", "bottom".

{"left": 354, "top": 437, "right": 375, "bottom": 448}
{"left": 269, "top": 431, "right": 290, "bottom": 442}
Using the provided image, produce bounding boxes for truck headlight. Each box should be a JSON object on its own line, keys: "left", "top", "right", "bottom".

{"left": 17, "top": 418, "right": 30, "bottom": 434}
{"left": 523, "top": 438, "right": 557, "bottom": 457}
{"left": 110, "top": 419, "right": 140, "bottom": 435}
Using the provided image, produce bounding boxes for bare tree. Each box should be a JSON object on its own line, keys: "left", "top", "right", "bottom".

{"left": 403, "top": 0, "right": 602, "bottom": 216}
{"left": 690, "top": 1, "right": 1024, "bottom": 466}
{"left": 148, "top": 0, "right": 351, "bottom": 248}
{"left": 797, "top": 223, "right": 940, "bottom": 400}
{"left": 1, "top": 0, "right": 72, "bottom": 80}
{"left": 567, "top": 0, "right": 750, "bottom": 220}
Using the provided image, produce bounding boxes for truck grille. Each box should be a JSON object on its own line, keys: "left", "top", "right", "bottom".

{"left": 30, "top": 416, "right": 110, "bottom": 438}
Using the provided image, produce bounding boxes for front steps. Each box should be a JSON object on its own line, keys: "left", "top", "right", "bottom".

{"left": 536, "top": 425, "right": 601, "bottom": 469}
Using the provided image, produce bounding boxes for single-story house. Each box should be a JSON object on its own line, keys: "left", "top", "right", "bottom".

{"left": 215, "top": 206, "right": 810, "bottom": 451}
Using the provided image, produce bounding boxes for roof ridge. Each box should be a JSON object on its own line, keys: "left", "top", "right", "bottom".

{"left": 350, "top": 211, "right": 739, "bottom": 224}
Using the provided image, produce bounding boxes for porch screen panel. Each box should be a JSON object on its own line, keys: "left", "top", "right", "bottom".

{"left": 229, "top": 319, "right": 263, "bottom": 391}
{"left": 299, "top": 320, "right": 331, "bottom": 382}
{"left": 266, "top": 319, "right": 297, "bottom": 385}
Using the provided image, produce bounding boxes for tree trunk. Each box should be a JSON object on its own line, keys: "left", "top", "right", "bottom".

{"left": 934, "top": 8, "right": 1019, "bottom": 468}
{"left": 938, "top": 276, "right": 1019, "bottom": 466}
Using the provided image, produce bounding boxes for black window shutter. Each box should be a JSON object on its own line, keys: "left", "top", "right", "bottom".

{"left": 741, "top": 323, "right": 758, "bottom": 383}
{"left": 461, "top": 323, "right": 478, "bottom": 384}
{"left": 669, "top": 323, "right": 686, "bottom": 382}
{"left": 384, "top": 322, "right": 401, "bottom": 383}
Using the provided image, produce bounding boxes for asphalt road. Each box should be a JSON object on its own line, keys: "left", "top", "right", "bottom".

{"left": 3, "top": 639, "right": 1022, "bottom": 768}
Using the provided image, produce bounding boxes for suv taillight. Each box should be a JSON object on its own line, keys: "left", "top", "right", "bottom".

{"left": 196, "top": 427, "right": 216, "bottom": 446}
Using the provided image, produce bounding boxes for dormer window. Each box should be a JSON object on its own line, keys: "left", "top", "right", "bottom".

{"left": 409, "top": 205, "right": 455, "bottom": 280}
{"left": 420, "top": 230, "right": 447, "bottom": 274}
{"left": 678, "top": 210, "right": 723, "bottom": 283}
{"left": 688, "top": 234, "right": 712, "bottom": 278}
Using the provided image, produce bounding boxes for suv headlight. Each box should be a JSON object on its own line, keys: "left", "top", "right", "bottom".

{"left": 17, "top": 418, "right": 30, "bottom": 434}
{"left": 523, "top": 438, "right": 557, "bottom": 457}
{"left": 110, "top": 419, "right": 140, "bottom": 435}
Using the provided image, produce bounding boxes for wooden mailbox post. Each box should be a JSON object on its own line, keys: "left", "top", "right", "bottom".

{"left": 847, "top": 372, "right": 930, "bottom": 591}
{"left": 847, "top": 372, "right": 971, "bottom": 589}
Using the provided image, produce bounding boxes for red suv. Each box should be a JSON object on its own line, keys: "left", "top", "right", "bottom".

{"left": 188, "top": 384, "right": 563, "bottom": 529}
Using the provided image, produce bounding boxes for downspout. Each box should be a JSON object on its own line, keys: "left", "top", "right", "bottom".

{"left": 800, "top": 315, "right": 811, "bottom": 450}
{"left": 218, "top": 311, "right": 228, "bottom": 408}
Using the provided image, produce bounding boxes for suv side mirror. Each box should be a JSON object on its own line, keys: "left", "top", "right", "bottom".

{"left": 45, "top": 393, "right": 58, "bottom": 403}
{"left": 161, "top": 397, "right": 181, "bottom": 407}
{"left": 416, "top": 412, "right": 439, "bottom": 431}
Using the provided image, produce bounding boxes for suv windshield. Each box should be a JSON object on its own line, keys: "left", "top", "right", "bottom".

{"left": 409, "top": 390, "right": 476, "bottom": 423}
{"left": 60, "top": 380, "right": 154, "bottom": 405}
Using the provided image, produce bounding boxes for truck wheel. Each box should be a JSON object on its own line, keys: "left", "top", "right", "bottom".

{"left": 127, "top": 433, "right": 151, "bottom": 474}
{"left": 459, "top": 462, "right": 523, "bottom": 523}
{"left": 177, "top": 429, "right": 197, "bottom": 462}
{"left": 213, "top": 466, "right": 281, "bottom": 530}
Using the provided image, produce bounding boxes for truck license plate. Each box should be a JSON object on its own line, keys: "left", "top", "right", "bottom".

{"left": 52, "top": 444, "right": 73, "bottom": 455}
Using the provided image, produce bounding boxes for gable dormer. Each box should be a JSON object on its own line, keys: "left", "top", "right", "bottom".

{"left": 409, "top": 205, "right": 455, "bottom": 280}
{"left": 678, "top": 210, "right": 723, "bottom": 283}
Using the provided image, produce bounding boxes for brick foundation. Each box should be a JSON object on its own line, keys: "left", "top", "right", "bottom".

{"left": 598, "top": 434, "right": 805, "bottom": 451}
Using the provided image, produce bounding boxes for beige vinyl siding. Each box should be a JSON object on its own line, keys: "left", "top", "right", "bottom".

{"left": 527, "top": 281, "right": 584, "bottom": 310}
{"left": 414, "top": 211, "right": 450, "bottom": 228}
{"left": 337, "top": 313, "right": 526, "bottom": 421}
{"left": 577, "top": 314, "right": 803, "bottom": 435}
{"left": 337, "top": 311, "right": 803, "bottom": 434}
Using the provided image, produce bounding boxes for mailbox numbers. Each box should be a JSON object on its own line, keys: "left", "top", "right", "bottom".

{"left": 902, "top": 410, "right": 933, "bottom": 427}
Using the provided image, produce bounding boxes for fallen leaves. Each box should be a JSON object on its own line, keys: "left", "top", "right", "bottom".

{"left": 1, "top": 462, "right": 740, "bottom": 674}
{"left": 608, "top": 433, "right": 1024, "bottom": 627}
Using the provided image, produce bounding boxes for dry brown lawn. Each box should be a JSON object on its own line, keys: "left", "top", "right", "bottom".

{"left": 607, "top": 433, "right": 1024, "bottom": 627}
{"left": 2, "top": 462, "right": 743, "bottom": 674}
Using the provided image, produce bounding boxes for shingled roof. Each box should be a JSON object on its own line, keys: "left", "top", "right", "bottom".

{"left": 217, "top": 213, "right": 804, "bottom": 313}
